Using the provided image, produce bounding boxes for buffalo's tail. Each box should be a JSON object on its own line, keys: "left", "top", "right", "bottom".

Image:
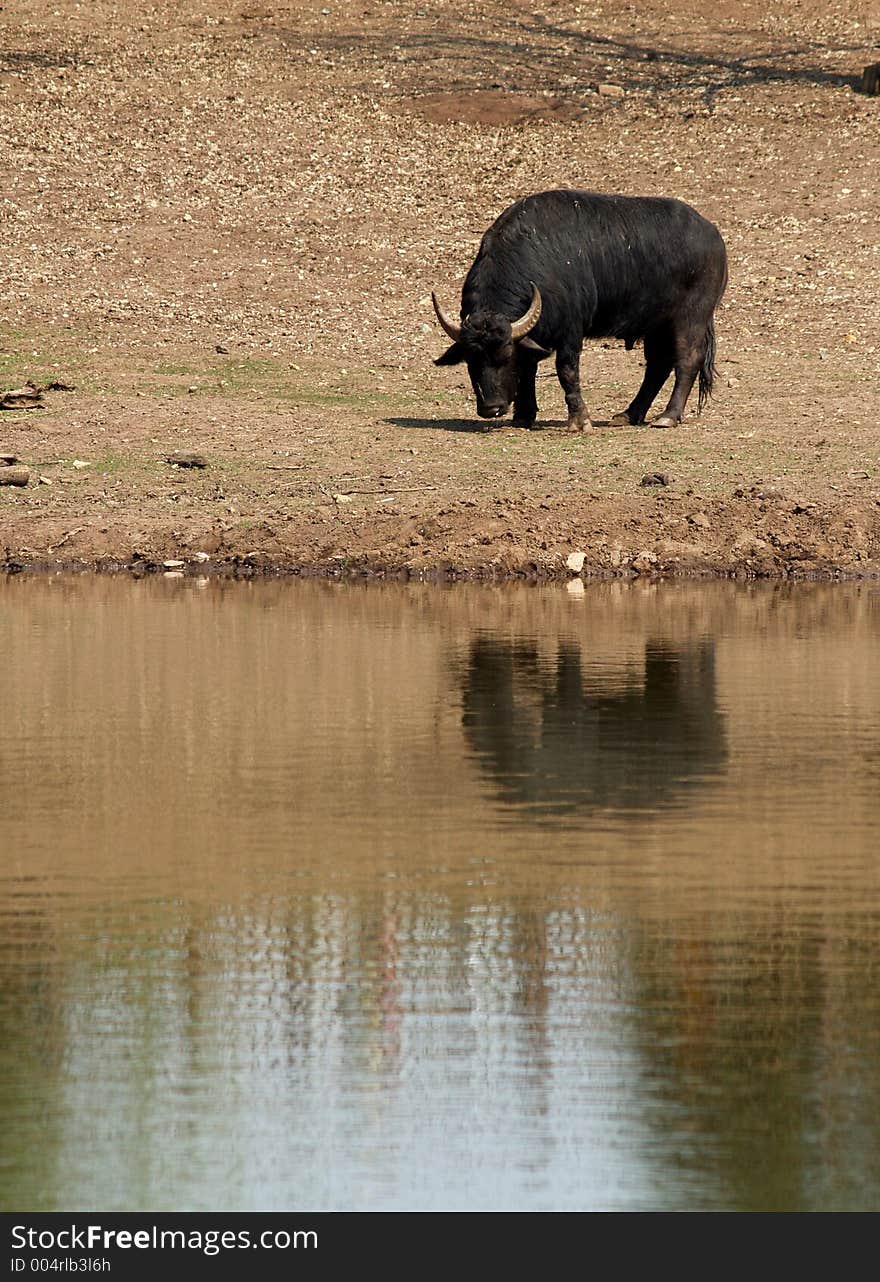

{"left": 697, "top": 319, "right": 717, "bottom": 414}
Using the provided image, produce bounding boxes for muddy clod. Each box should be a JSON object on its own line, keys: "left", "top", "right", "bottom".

{"left": 165, "top": 451, "right": 208, "bottom": 469}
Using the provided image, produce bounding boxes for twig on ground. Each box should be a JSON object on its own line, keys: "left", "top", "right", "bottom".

{"left": 334, "top": 485, "right": 438, "bottom": 495}
{"left": 47, "top": 528, "right": 83, "bottom": 552}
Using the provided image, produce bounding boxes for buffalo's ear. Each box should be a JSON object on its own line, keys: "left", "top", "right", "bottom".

{"left": 518, "top": 336, "right": 553, "bottom": 358}
{"left": 434, "top": 343, "right": 466, "bottom": 366}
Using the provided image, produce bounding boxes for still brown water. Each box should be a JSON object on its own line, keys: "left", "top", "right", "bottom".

{"left": 1, "top": 574, "right": 879, "bottom": 1211}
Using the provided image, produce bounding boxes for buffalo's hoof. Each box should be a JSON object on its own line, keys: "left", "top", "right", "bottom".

{"left": 610, "top": 411, "right": 635, "bottom": 426}
{"left": 567, "top": 417, "right": 592, "bottom": 432}
{"left": 652, "top": 414, "right": 678, "bottom": 429}
{"left": 512, "top": 418, "right": 537, "bottom": 430}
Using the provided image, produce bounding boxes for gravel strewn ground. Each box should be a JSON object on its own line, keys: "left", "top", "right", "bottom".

{"left": 1, "top": 0, "right": 878, "bottom": 578}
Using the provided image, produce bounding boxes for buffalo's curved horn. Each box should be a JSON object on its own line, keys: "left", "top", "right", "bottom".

{"left": 431, "top": 292, "right": 462, "bottom": 342}
{"left": 509, "top": 283, "right": 542, "bottom": 340}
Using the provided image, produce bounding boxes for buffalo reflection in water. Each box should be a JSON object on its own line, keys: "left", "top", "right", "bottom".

{"left": 462, "top": 637, "right": 727, "bottom": 815}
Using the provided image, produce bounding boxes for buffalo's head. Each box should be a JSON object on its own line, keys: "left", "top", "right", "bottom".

{"left": 432, "top": 284, "right": 551, "bottom": 420}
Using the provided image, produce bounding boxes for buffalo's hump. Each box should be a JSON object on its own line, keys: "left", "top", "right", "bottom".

{"left": 461, "top": 189, "right": 728, "bottom": 348}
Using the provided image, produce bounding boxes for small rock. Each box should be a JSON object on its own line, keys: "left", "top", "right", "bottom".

{"left": 332, "top": 492, "right": 353, "bottom": 504}
{"left": 687, "top": 511, "right": 710, "bottom": 529}
{"left": 640, "top": 472, "right": 669, "bottom": 486}
{"left": 0, "top": 466, "right": 29, "bottom": 486}
{"left": 215, "top": 344, "right": 230, "bottom": 354}
{"left": 597, "top": 82, "right": 625, "bottom": 97}
{"left": 0, "top": 453, "right": 18, "bottom": 466}
{"left": 71, "top": 459, "right": 90, "bottom": 469}
{"left": 565, "top": 550, "right": 586, "bottom": 572}
{"left": 162, "top": 559, "right": 186, "bottom": 569}
{"left": 632, "top": 550, "right": 658, "bottom": 571}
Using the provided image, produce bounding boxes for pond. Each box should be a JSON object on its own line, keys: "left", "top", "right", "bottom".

{"left": 1, "top": 574, "right": 879, "bottom": 1211}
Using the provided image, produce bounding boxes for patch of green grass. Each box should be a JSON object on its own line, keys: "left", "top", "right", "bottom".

{"left": 0, "top": 328, "right": 99, "bottom": 393}
{"left": 91, "top": 452, "right": 153, "bottom": 475}
{"left": 290, "top": 386, "right": 431, "bottom": 410}
{"left": 142, "top": 357, "right": 450, "bottom": 411}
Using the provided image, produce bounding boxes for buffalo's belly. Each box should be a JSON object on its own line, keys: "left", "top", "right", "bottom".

{"left": 587, "top": 280, "right": 712, "bottom": 341}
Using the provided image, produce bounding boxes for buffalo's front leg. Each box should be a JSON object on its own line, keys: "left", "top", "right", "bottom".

{"left": 556, "top": 347, "right": 591, "bottom": 430}
{"left": 512, "top": 352, "right": 539, "bottom": 428}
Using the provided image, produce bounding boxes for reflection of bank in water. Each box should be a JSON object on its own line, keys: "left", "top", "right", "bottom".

{"left": 462, "top": 638, "right": 727, "bottom": 816}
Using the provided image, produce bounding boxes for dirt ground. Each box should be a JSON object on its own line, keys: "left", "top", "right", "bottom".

{"left": 1, "top": 0, "right": 878, "bottom": 580}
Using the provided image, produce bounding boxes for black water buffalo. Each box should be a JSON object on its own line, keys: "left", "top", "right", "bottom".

{"left": 432, "top": 188, "right": 728, "bottom": 430}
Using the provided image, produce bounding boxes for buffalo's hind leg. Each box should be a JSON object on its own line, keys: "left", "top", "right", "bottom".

{"left": 611, "top": 330, "right": 674, "bottom": 426}
{"left": 653, "top": 322, "right": 711, "bottom": 428}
